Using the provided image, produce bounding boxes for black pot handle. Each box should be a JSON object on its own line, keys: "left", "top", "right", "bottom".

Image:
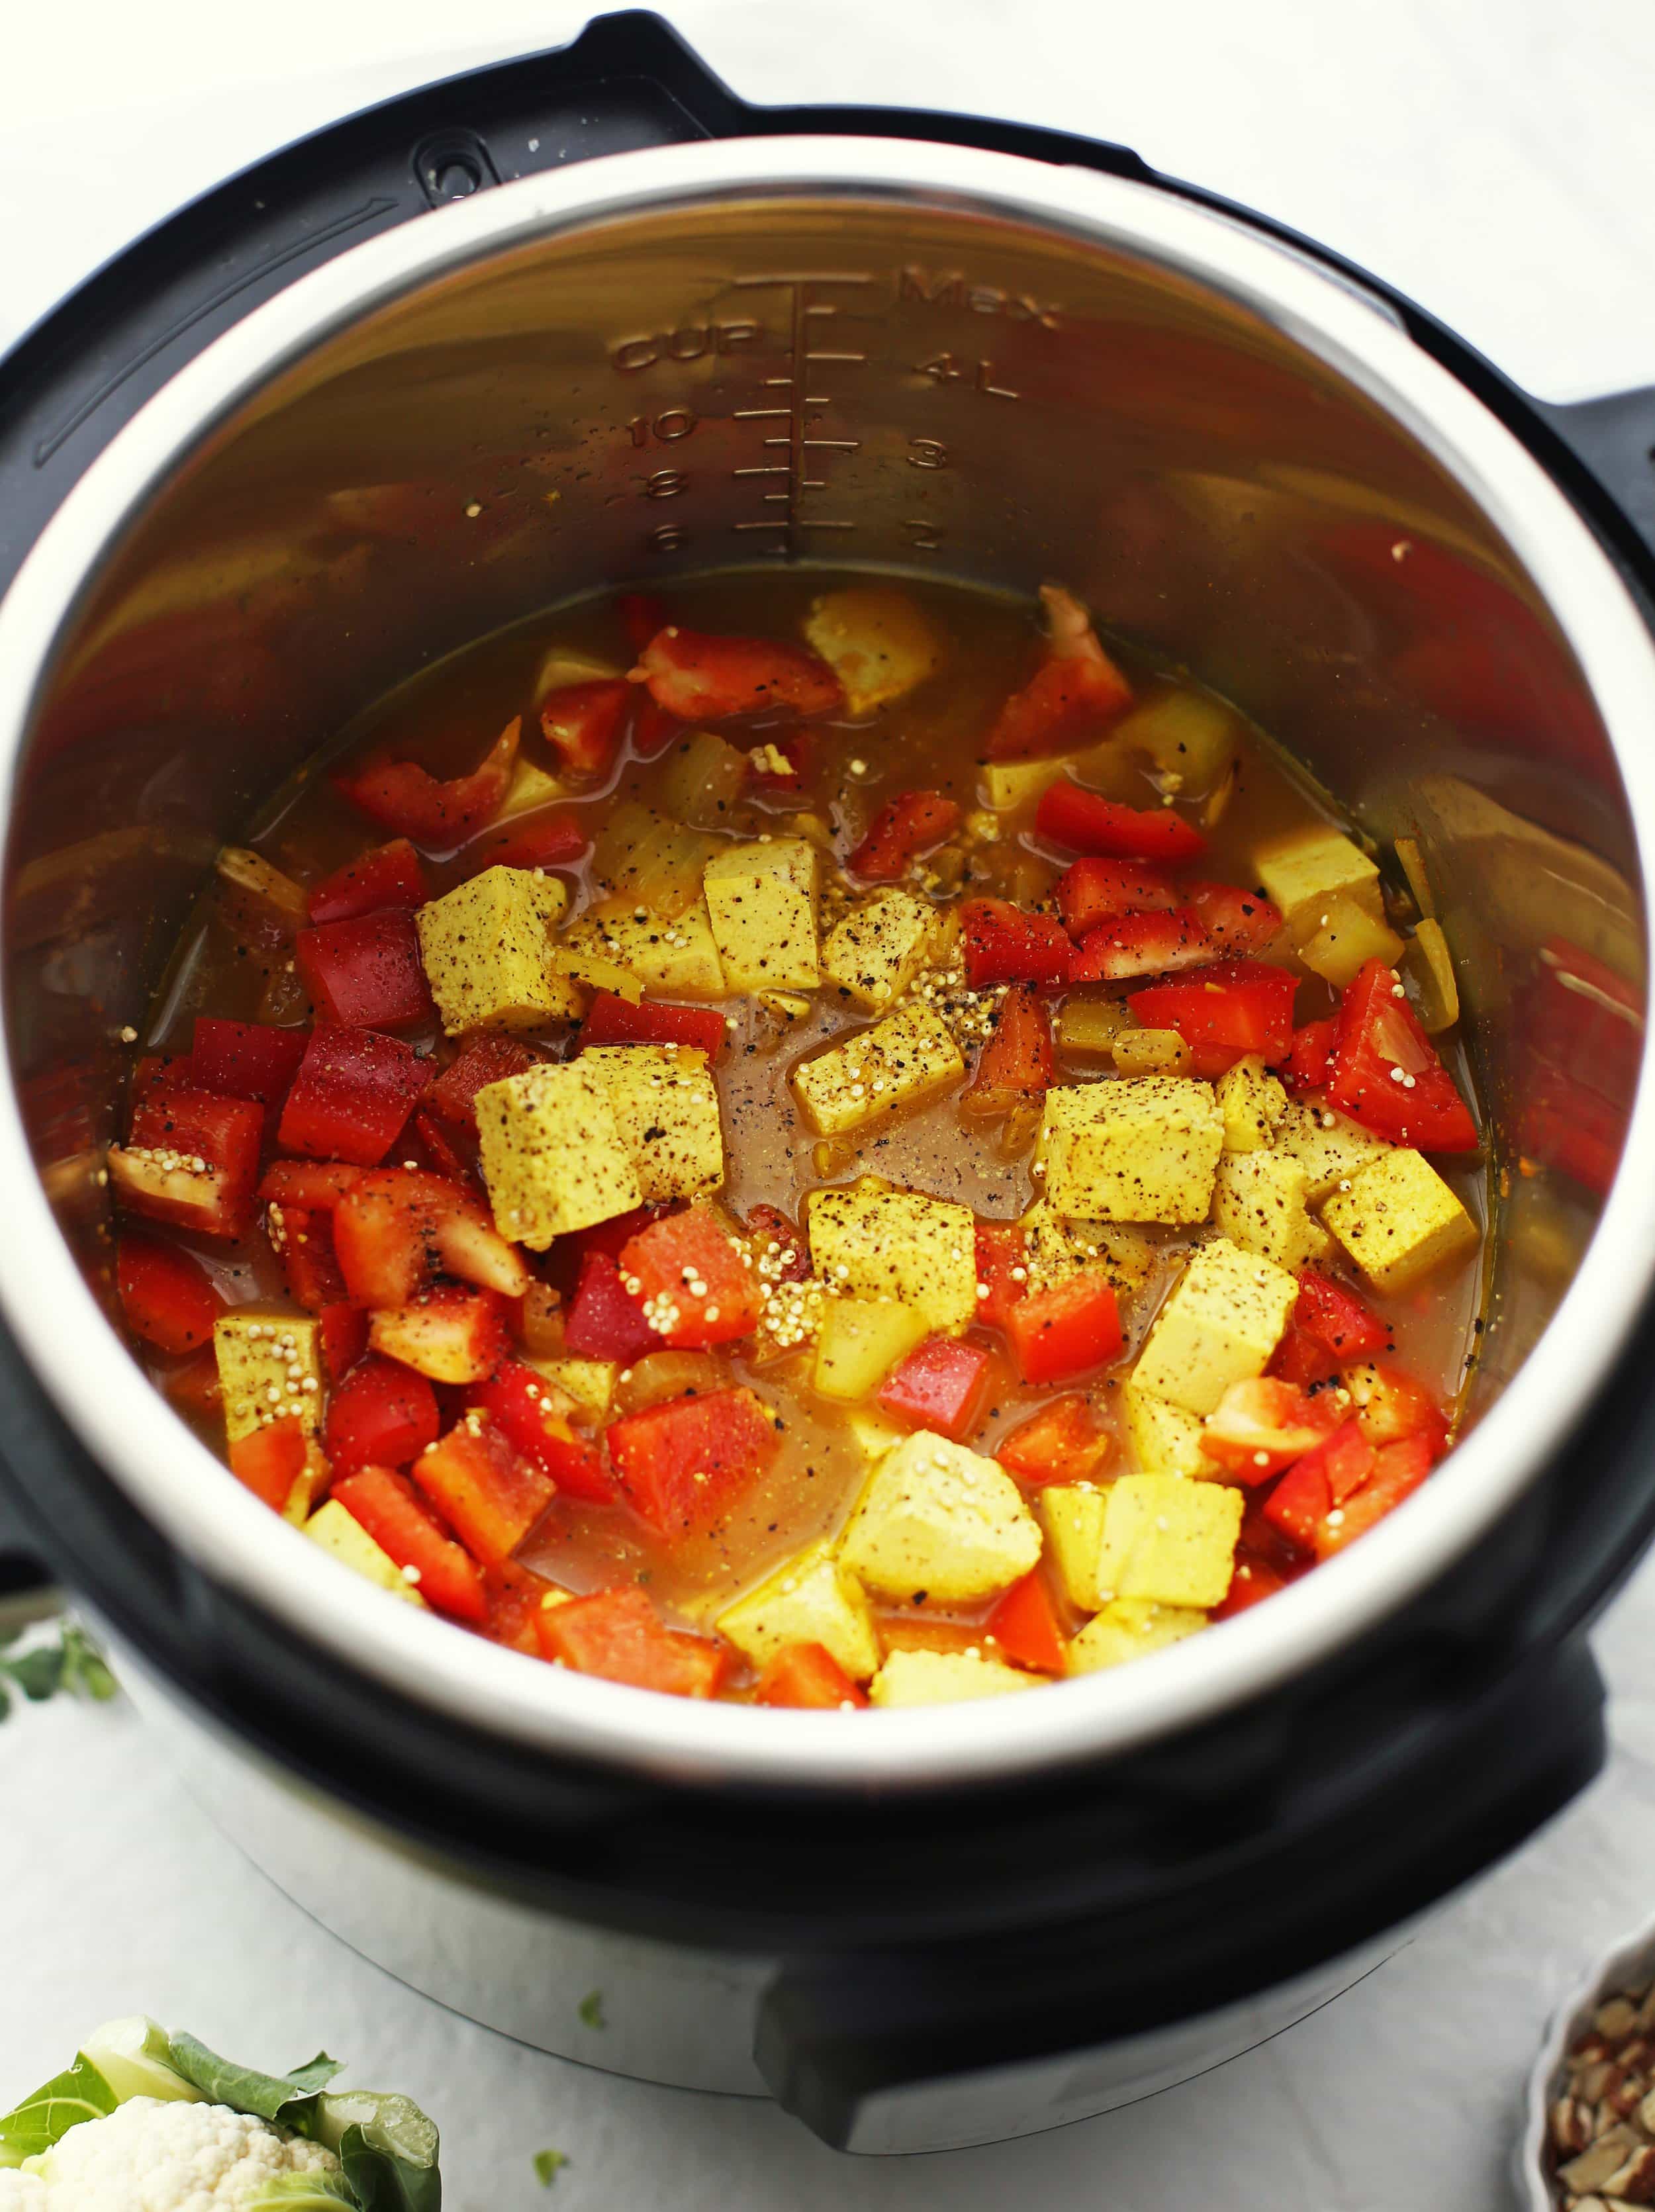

{"left": 1534, "top": 387, "right": 1655, "bottom": 580}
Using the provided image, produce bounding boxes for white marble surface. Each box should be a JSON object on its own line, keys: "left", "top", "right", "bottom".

{"left": 6, "top": 3, "right": 1655, "bottom": 2205}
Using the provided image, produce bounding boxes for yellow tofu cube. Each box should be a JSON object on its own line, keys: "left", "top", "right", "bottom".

{"left": 1273, "top": 1098, "right": 1394, "bottom": 1204}
{"left": 1066, "top": 1598, "right": 1206, "bottom": 1674}
{"left": 1322, "top": 1148, "right": 1479, "bottom": 1293}
{"left": 305, "top": 1499, "right": 426, "bottom": 1606}
{"left": 1294, "top": 893, "right": 1406, "bottom": 989}
{"left": 579, "top": 1044, "right": 724, "bottom": 1204}
{"left": 822, "top": 890, "right": 937, "bottom": 1011}
{"left": 869, "top": 1647, "right": 1035, "bottom": 1706}
{"left": 214, "top": 1313, "right": 323, "bottom": 1446}
{"left": 846, "top": 1408, "right": 909, "bottom": 1463}
{"left": 475, "top": 1062, "right": 641, "bottom": 1248}
{"left": 1122, "top": 1378, "right": 1219, "bottom": 1478}
{"left": 1092, "top": 1473, "right": 1243, "bottom": 1608}
{"left": 1132, "top": 1236, "right": 1298, "bottom": 1416}
{"left": 1215, "top": 1055, "right": 1286, "bottom": 1152}
{"left": 1020, "top": 1200, "right": 1155, "bottom": 1300}
{"left": 791, "top": 1002, "right": 965, "bottom": 1137}
{"left": 414, "top": 865, "right": 575, "bottom": 1036}
{"left": 839, "top": 1430, "right": 1043, "bottom": 1604}
{"left": 807, "top": 1183, "right": 977, "bottom": 1332}
{"left": 802, "top": 586, "right": 943, "bottom": 715}
{"left": 716, "top": 1539, "right": 881, "bottom": 1682}
{"left": 527, "top": 1355, "right": 616, "bottom": 1422}
{"left": 560, "top": 897, "right": 728, "bottom": 999}
{"left": 1111, "top": 1029, "right": 1192, "bottom": 1078}
{"left": 1040, "top": 1077, "right": 1223, "bottom": 1223}
{"left": 979, "top": 757, "right": 1072, "bottom": 813}
{"left": 1211, "top": 1149, "right": 1333, "bottom": 1270}
{"left": 1252, "top": 821, "right": 1382, "bottom": 936}
{"left": 495, "top": 757, "right": 570, "bottom": 822}
{"left": 812, "top": 1297, "right": 930, "bottom": 1402}
{"left": 702, "top": 838, "right": 820, "bottom": 991}
{"left": 1041, "top": 1483, "right": 1111, "bottom": 1610}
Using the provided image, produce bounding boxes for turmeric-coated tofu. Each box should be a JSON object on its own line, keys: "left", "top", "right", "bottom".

{"left": 475, "top": 1062, "right": 641, "bottom": 1248}
{"left": 579, "top": 1043, "right": 724, "bottom": 1204}
{"left": 214, "top": 1312, "right": 324, "bottom": 1446}
{"left": 702, "top": 837, "right": 820, "bottom": 991}
{"left": 1131, "top": 1236, "right": 1298, "bottom": 1416}
{"left": 869, "top": 1647, "right": 1035, "bottom": 1706}
{"left": 1214, "top": 1055, "right": 1286, "bottom": 1152}
{"left": 839, "top": 1429, "right": 1043, "bottom": 1604}
{"left": 802, "top": 586, "right": 943, "bottom": 716}
{"left": 1065, "top": 1598, "right": 1206, "bottom": 1674}
{"left": 1211, "top": 1148, "right": 1333, "bottom": 1270}
{"left": 806, "top": 1182, "right": 977, "bottom": 1332}
{"left": 979, "top": 757, "right": 1072, "bottom": 814}
{"left": 1040, "top": 1483, "right": 1111, "bottom": 1610}
{"left": 1090, "top": 1473, "right": 1243, "bottom": 1608}
{"left": 1040, "top": 1077, "right": 1223, "bottom": 1223}
{"left": 559, "top": 896, "right": 728, "bottom": 999}
{"left": 305, "top": 1500, "right": 426, "bottom": 1605}
{"left": 1272, "top": 1098, "right": 1394, "bottom": 1204}
{"left": 821, "top": 890, "right": 937, "bottom": 1011}
{"left": 414, "top": 865, "right": 575, "bottom": 1035}
{"left": 1251, "top": 821, "right": 1382, "bottom": 935}
{"left": 1322, "top": 1147, "right": 1479, "bottom": 1293}
{"left": 790, "top": 1001, "right": 965, "bottom": 1137}
{"left": 716, "top": 1539, "right": 881, "bottom": 1682}
{"left": 1121, "top": 1377, "right": 1219, "bottom": 1478}
{"left": 1019, "top": 1201, "right": 1155, "bottom": 1301}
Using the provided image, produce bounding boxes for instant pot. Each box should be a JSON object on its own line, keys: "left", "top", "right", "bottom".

{"left": 3, "top": 12, "right": 1655, "bottom": 2154}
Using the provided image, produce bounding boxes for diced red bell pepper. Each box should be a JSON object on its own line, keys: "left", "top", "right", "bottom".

{"left": 985, "top": 1571, "right": 1066, "bottom": 1674}
{"left": 1183, "top": 880, "right": 1284, "bottom": 956}
{"left": 307, "top": 839, "right": 428, "bottom": 925}
{"left": 228, "top": 1417, "right": 315, "bottom": 1516}
{"left": 1260, "top": 1452, "right": 1333, "bottom": 1552}
{"left": 563, "top": 1252, "right": 661, "bottom": 1363}
{"left": 1201, "top": 1377, "right": 1341, "bottom": 1481}
{"left": 995, "top": 1395, "right": 1110, "bottom": 1489}
{"left": 606, "top": 1385, "right": 779, "bottom": 1536}
{"left": 1307, "top": 1420, "right": 1380, "bottom": 1505}
{"left": 190, "top": 1019, "right": 310, "bottom": 1138}
{"left": 460, "top": 809, "right": 589, "bottom": 874}
{"left": 754, "top": 1642, "right": 869, "bottom": 1709}
{"left": 468, "top": 1358, "right": 617, "bottom": 1504}
{"left": 619, "top": 592, "right": 667, "bottom": 653}
{"left": 369, "top": 1283, "right": 508, "bottom": 1384}
{"left": 845, "top": 790, "right": 962, "bottom": 882}
{"left": 277, "top": 1027, "right": 430, "bottom": 1166}
{"left": 983, "top": 586, "right": 1133, "bottom": 760}
{"left": 1055, "top": 856, "right": 1180, "bottom": 939}
{"left": 334, "top": 717, "right": 520, "bottom": 848}
{"left": 483, "top": 1556, "right": 565, "bottom": 1655}
{"left": 633, "top": 627, "right": 843, "bottom": 719}
{"left": 1070, "top": 905, "right": 1213, "bottom": 984}
{"left": 412, "top": 1415, "right": 556, "bottom": 1564}
{"left": 318, "top": 1301, "right": 369, "bottom": 1380}
{"left": 963, "top": 986, "right": 1053, "bottom": 1113}
{"left": 333, "top": 1166, "right": 530, "bottom": 1305}
{"left": 1005, "top": 1268, "right": 1123, "bottom": 1385}
{"left": 747, "top": 731, "right": 812, "bottom": 787}
{"left": 974, "top": 1222, "right": 1029, "bottom": 1332}
{"left": 616, "top": 1209, "right": 763, "bottom": 1348}
{"left": 1286, "top": 1017, "right": 1338, "bottom": 1094}
{"left": 1268, "top": 1325, "right": 1339, "bottom": 1389}
{"left": 878, "top": 1336, "right": 991, "bottom": 1441}
{"left": 410, "top": 1109, "right": 475, "bottom": 1185}
{"left": 535, "top": 1585, "right": 728, "bottom": 1698}
{"left": 165, "top": 1344, "right": 223, "bottom": 1422}
{"left": 1035, "top": 781, "right": 1207, "bottom": 864}
{"left": 540, "top": 678, "right": 632, "bottom": 780}
{"left": 324, "top": 1354, "right": 440, "bottom": 1477}
{"left": 428, "top": 1035, "right": 540, "bottom": 1132}
{"left": 746, "top": 1204, "right": 811, "bottom": 1283}
{"left": 332, "top": 1467, "right": 487, "bottom": 1622}
{"left": 271, "top": 1203, "right": 348, "bottom": 1312}
{"left": 1314, "top": 1431, "right": 1437, "bottom": 1559}
{"left": 1341, "top": 1360, "right": 1445, "bottom": 1450}
{"left": 579, "top": 991, "right": 727, "bottom": 1058}
{"left": 295, "top": 910, "right": 434, "bottom": 1030}
{"left": 1293, "top": 1269, "right": 1391, "bottom": 1365}
{"left": 116, "top": 1236, "right": 224, "bottom": 1354}
{"left": 1325, "top": 958, "right": 1479, "bottom": 1151}
{"left": 1129, "top": 958, "right": 1299, "bottom": 1076}
{"left": 1212, "top": 1548, "right": 1293, "bottom": 1620}
{"left": 960, "top": 898, "right": 1072, "bottom": 990}
{"left": 111, "top": 1085, "right": 264, "bottom": 1240}
{"left": 257, "top": 1158, "right": 364, "bottom": 1211}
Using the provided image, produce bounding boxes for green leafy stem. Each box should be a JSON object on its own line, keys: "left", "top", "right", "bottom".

{"left": 0, "top": 1620, "right": 117, "bottom": 1718}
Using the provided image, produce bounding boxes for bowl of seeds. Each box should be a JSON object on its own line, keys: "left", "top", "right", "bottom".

{"left": 1523, "top": 1919, "right": 1655, "bottom": 2207}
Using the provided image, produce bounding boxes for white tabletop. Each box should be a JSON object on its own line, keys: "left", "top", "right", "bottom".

{"left": 5, "top": 4, "right": 1655, "bottom": 2205}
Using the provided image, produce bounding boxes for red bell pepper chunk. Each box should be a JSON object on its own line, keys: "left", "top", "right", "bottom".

{"left": 878, "top": 1336, "right": 991, "bottom": 1441}
{"left": 412, "top": 1415, "right": 556, "bottom": 1564}
{"left": 633, "top": 627, "right": 843, "bottom": 720}
{"left": 116, "top": 1236, "right": 224, "bottom": 1355}
{"left": 1260, "top": 1452, "right": 1333, "bottom": 1552}
{"left": 1055, "top": 856, "right": 1180, "bottom": 939}
{"left": 1286, "top": 1017, "right": 1338, "bottom": 1094}
{"left": 754, "top": 1642, "right": 869, "bottom": 1709}
{"left": 960, "top": 898, "right": 1072, "bottom": 990}
{"left": 535, "top": 1585, "right": 728, "bottom": 1699}
{"left": 1201, "top": 1377, "right": 1341, "bottom": 1481}
{"left": 747, "top": 731, "right": 812, "bottom": 787}
{"left": 468, "top": 1359, "right": 617, "bottom": 1504}
{"left": 277, "top": 1027, "right": 430, "bottom": 1166}
{"left": 746, "top": 1204, "right": 812, "bottom": 1283}
{"left": 983, "top": 585, "right": 1132, "bottom": 760}
{"left": 369, "top": 1283, "right": 508, "bottom": 1384}
{"left": 271, "top": 1203, "right": 348, "bottom": 1312}
{"left": 540, "top": 678, "right": 633, "bottom": 780}
{"left": 845, "top": 790, "right": 961, "bottom": 882}
{"left": 190, "top": 1019, "right": 310, "bottom": 1138}
{"left": 165, "top": 1344, "right": 224, "bottom": 1423}
{"left": 428, "top": 1035, "right": 540, "bottom": 1132}
{"left": 1307, "top": 1419, "right": 1380, "bottom": 1505}
{"left": 616, "top": 1209, "right": 763, "bottom": 1348}
{"left": 563, "top": 1252, "right": 661, "bottom": 1363}
{"left": 973, "top": 1222, "right": 1029, "bottom": 1332}
{"left": 333, "top": 1166, "right": 530, "bottom": 1305}
{"left": 257, "top": 1158, "right": 364, "bottom": 1211}
{"left": 1004, "top": 1268, "right": 1123, "bottom": 1385}
{"left": 1129, "top": 958, "right": 1299, "bottom": 1076}
{"left": 1341, "top": 1359, "right": 1446, "bottom": 1449}
{"left": 1314, "top": 1431, "right": 1437, "bottom": 1559}
{"left": 410, "top": 1110, "right": 475, "bottom": 1185}
{"left": 1035, "top": 780, "right": 1207, "bottom": 864}
{"left": 228, "top": 1417, "right": 315, "bottom": 1516}
{"left": 307, "top": 838, "right": 428, "bottom": 925}
{"left": 318, "top": 1301, "right": 369, "bottom": 1381}
{"left": 963, "top": 986, "right": 1053, "bottom": 1114}
{"left": 111, "top": 1084, "right": 264, "bottom": 1240}
{"left": 1211, "top": 1547, "right": 1294, "bottom": 1620}
{"left": 995, "top": 1395, "right": 1110, "bottom": 1489}
{"left": 579, "top": 991, "right": 728, "bottom": 1058}
{"left": 483, "top": 1557, "right": 566, "bottom": 1655}
{"left": 333, "top": 717, "right": 520, "bottom": 849}
{"left": 619, "top": 592, "right": 667, "bottom": 653}
{"left": 1268, "top": 1325, "right": 1338, "bottom": 1389}
{"left": 295, "top": 910, "right": 434, "bottom": 1030}
{"left": 1183, "top": 880, "right": 1284, "bottom": 956}
{"left": 1069, "top": 905, "right": 1214, "bottom": 984}
{"left": 461, "top": 809, "right": 589, "bottom": 874}
{"left": 1293, "top": 1269, "right": 1390, "bottom": 1365}
{"left": 606, "top": 1385, "right": 779, "bottom": 1536}
{"left": 1325, "top": 958, "right": 1479, "bottom": 1151}
{"left": 324, "top": 1353, "right": 440, "bottom": 1477}
{"left": 332, "top": 1467, "right": 487, "bottom": 1622}
{"left": 984, "top": 1570, "right": 1067, "bottom": 1675}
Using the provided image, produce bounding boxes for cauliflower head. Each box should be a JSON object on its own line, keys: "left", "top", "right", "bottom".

{"left": 4, "top": 2096, "right": 342, "bottom": 2209}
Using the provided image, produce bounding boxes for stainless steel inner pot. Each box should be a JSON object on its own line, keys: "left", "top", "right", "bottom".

{"left": 2, "top": 136, "right": 1653, "bottom": 1794}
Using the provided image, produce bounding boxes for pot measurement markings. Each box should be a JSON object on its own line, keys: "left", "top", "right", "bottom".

{"left": 720, "top": 272, "right": 876, "bottom": 557}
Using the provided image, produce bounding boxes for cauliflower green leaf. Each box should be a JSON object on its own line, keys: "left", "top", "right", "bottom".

{"left": 0, "top": 2052, "right": 118, "bottom": 2166}
{"left": 250, "top": 2176, "right": 360, "bottom": 2208}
